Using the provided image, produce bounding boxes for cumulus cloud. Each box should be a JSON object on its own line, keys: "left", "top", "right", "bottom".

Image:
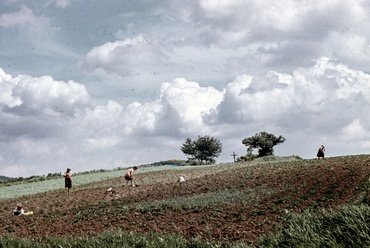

{"left": 1, "top": 54, "right": 370, "bottom": 177}
{"left": 0, "top": 71, "right": 124, "bottom": 175}
{"left": 198, "top": 0, "right": 367, "bottom": 39}
{"left": 118, "top": 78, "right": 223, "bottom": 136}
{"left": 2, "top": 0, "right": 370, "bottom": 177}
{"left": 207, "top": 57, "right": 370, "bottom": 131}
{"left": 77, "top": 0, "right": 370, "bottom": 88}
{"left": 194, "top": 0, "right": 370, "bottom": 74}
{"left": 83, "top": 36, "right": 168, "bottom": 77}
{"left": 0, "top": 72, "right": 92, "bottom": 144}
{"left": 0, "top": 70, "right": 224, "bottom": 176}
{"left": 2, "top": 74, "right": 91, "bottom": 118}
{"left": 205, "top": 73, "right": 294, "bottom": 124}
{"left": 158, "top": 78, "right": 223, "bottom": 133}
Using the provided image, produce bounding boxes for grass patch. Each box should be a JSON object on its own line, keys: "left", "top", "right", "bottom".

{"left": 259, "top": 204, "right": 370, "bottom": 247}
{"left": 0, "top": 231, "right": 253, "bottom": 248}
{"left": 72, "top": 187, "right": 272, "bottom": 222}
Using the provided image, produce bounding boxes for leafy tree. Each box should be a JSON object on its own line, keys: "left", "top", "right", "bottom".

{"left": 180, "top": 138, "right": 196, "bottom": 158}
{"left": 181, "top": 135, "right": 222, "bottom": 164}
{"left": 242, "top": 131, "right": 286, "bottom": 157}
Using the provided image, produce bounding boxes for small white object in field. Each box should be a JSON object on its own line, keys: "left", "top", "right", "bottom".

{"left": 179, "top": 176, "right": 185, "bottom": 183}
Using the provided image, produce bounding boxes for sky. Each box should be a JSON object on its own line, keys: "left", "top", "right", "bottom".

{"left": 1, "top": 0, "right": 370, "bottom": 177}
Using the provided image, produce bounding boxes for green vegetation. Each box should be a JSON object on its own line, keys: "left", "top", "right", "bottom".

{"left": 0, "top": 169, "right": 126, "bottom": 199}
{"left": 260, "top": 204, "right": 370, "bottom": 248}
{"left": 241, "top": 131, "right": 286, "bottom": 159}
{"left": 181, "top": 135, "right": 222, "bottom": 164}
{"left": 0, "top": 162, "right": 226, "bottom": 199}
{"left": 0, "top": 232, "right": 252, "bottom": 248}
{"left": 71, "top": 187, "right": 271, "bottom": 224}
{"left": 1, "top": 155, "right": 370, "bottom": 247}
{"left": 0, "top": 159, "right": 217, "bottom": 187}
{"left": 141, "top": 159, "right": 188, "bottom": 167}
{"left": 0, "top": 173, "right": 62, "bottom": 185}
{"left": 0, "top": 175, "right": 15, "bottom": 182}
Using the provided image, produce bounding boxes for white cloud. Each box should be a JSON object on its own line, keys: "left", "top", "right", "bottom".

{"left": 0, "top": 5, "right": 48, "bottom": 28}
{"left": 17, "top": 137, "right": 51, "bottom": 157}
{"left": 83, "top": 36, "right": 167, "bottom": 77}
{"left": 207, "top": 73, "right": 294, "bottom": 123}
{"left": 1, "top": 55, "right": 370, "bottom": 177}
{"left": 121, "top": 101, "right": 163, "bottom": 135}
{"left": 7, "top": 75, "right": 91, "bottom": 117}
{"left": 2, "top": 1, "right": 370, "bottom": 177}
{"left": 0, "top": 68, "right": 12, "bottom": 81}
{"left": 0, "top": 69, "right": 21, "bottom": 107}
{"left": 159, "top": 78, "right": 223, "bottom": 132}
{"left": 342, "top": 119, "right": 367, "bottom": 139}
{"left": 83, "top": 136, "right": 119, "bottom": 150}
{"left": 199, "top": 0, "right": 247, "bottom": 17}
{"left": 119, "top": 78, "right": 223, "bottom": 136}
{"left": 74, "top": 100, "right": 124, "bottom": 151}
{"left": 46, "top": 0, "right": 71, "bottom": 8}
{"left": 207, "top": 57, "right": 370, "bottom": 137}
{"left": 0, "top": 72, "right": 93, "bottom": 146}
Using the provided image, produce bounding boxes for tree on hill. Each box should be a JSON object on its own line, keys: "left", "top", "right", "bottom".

{"left": 181, "top": 135, "right": 222, "bottom": 164}
{"left": 0, "top": 175, "right": 13, "bottom": 183}
{"left": 242, "top": 131, "right": 286, "bottom": 157}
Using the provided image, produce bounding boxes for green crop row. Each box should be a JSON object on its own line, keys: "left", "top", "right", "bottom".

{"left": 3, "top": 204, "right": 370, "bottom": 247}
{"left": 0, "top": 231, "right": 253, "bottom": 248}
{"left": 0, "top": 170, "right": 125, "bottom": 199}
{"left": 70, "top": 186, "right": 272, "bottom": 224}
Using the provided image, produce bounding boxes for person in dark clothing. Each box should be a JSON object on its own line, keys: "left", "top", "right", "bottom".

{"left": 317, "top": 145, "right": 325, "bottom": 159}
{"left": 64, "top": 168, "right": 73, "bottom": 193}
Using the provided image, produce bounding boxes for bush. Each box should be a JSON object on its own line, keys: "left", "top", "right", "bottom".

{"left": 237, "top": 154, "right": 258, "bottom": 162}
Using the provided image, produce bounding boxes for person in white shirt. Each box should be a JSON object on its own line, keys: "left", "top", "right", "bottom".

{"left": 13, "top": 203, "right": 24, "bottom": 216}
{"left": 173, "top": 174, "right": 186, "bottom": 195}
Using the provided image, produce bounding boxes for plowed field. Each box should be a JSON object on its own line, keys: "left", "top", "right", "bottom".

{"left": 1, "top": 155, "right": 370, "bottom": 245}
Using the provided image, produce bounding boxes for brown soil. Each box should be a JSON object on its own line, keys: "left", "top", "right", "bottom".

{"left": 1, "top": 155, "right": 370, "bottom": 245}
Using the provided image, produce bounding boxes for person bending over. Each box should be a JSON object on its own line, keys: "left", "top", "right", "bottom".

{"left": 124, "top": 166, "right": 138, "bottom": 187}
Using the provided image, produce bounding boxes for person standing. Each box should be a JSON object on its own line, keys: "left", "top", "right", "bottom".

{"left": 124, "top": 166, "right": 138, "bottom": 187}
{"left": 64, "top": 168, "right": 73, "bottom": 193}
{"left": 317, "top": 145, "right": 325, "bottom": 159}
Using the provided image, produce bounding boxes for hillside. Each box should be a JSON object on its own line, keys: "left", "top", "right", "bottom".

{"left": 0, "top": 175, "right": 13, "bottom": 182}
{"left": 1, "top": 155, "right": 370, "bottom": 246}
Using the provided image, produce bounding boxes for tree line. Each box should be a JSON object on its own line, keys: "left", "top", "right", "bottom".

{"left": 181, "top": 131, "right": 286, "bottom": 164}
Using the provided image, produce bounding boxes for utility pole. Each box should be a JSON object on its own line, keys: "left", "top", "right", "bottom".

{"left": 231, "top": 151, "right": 238, "bottom": 162}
